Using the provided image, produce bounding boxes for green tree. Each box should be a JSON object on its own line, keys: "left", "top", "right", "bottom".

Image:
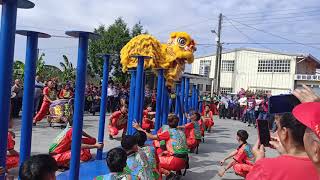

{"left": 41, "top": 65, "right": 63, "bottom": 80}
{"left": 131, "top": 21, "right": 144, "bottom": 37}
{"left": 13, "top": 60, "right": 25, "bottom": 80}
{"left": 59, "top": 55, "right": 75, "bottom": 82}
{"left": 88, "top": 17, "right": 146, "bottom": 84}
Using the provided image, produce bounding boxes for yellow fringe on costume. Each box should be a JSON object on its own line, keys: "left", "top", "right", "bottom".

{"left": 120, "top": 32, "right": 196, "bottom": 87}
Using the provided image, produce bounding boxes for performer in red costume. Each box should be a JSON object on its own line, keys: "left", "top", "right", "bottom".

{"left": 49, "top": 119, "right": 103, "bottom": 168}
{"left": 202, "top": 105, "right": 214, "bottom": 133}
{"left": 178, "top": 112, "right": 202, "bottom": 153}
{"left": 141, "top": 105, "right": 156, "bottom": 132}
{"left": 218, "top": 130, "right": 254, "bottom": 178}
{"left": 33, "top": 80, "right": 56, "bottom": 125}
{"left": 6, "top": 118, "right": 19, "bottom": 170}
{"left": 108, "top": 106, "right": 128, "bottom": 139}
{"left": 133, "top": 114, "right": 188, "bottom": 179}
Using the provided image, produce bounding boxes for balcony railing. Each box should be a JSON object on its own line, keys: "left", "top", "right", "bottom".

{"left": 294, "top": 74, "right": 320, "bottom": 81}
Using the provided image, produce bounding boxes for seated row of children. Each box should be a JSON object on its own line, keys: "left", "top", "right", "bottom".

{"left": 96, "top": 112, "right": 206, "bottom": 180}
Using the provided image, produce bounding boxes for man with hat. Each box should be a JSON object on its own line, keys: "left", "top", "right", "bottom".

{"left": 293, "top": 84, "right": 320, "bottom": 173}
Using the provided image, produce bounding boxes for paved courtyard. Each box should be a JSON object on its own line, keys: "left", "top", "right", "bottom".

{"left": 9, "top": 114, "right": 278, "bottom": 179}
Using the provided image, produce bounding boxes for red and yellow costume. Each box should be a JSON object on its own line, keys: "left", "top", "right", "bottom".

{"left": 59, "top": 89, "right": 73, "bottom": 99}
{"left": 142, "top": 109, "right": 155, "bottom": 131}
{"left": 6, "top": 131, "right": 19, "bottom": 169}
{"left": 108, "top": 111, "right": 127, "bottom": 137}
{"left": 202, "top": 110, "right": 214, "bottom": 130}
{"left": 184, "top": 121, "right": 202, "bottom": 150}
{"left": 154, "top": 125, "right": 188, "bottom": 173}
{"left": 232, "top": 143, "right": 254, "bottom": 177}
{"left": 49, "top": 126, "right": 96, "bottom": 167}
{"left": 34, "top": 87, "right": 56, "bottom": 122}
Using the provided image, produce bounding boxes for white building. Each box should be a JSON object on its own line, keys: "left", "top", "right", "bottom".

{"left": 191, "top": 48, "right": 320, "bottom": 95}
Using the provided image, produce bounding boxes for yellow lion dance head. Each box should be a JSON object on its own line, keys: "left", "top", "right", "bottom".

{"left": 120, "top": 32, "right": 196, "bottom": 87}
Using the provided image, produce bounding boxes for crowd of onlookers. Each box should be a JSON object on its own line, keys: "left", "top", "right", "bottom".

{"left": 201, "top": 88, "right": 274, "bottom": 129}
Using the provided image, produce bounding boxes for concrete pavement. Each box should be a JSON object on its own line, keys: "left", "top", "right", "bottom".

{"left": 9, "top": 114, "right": 278, "bottom": 179}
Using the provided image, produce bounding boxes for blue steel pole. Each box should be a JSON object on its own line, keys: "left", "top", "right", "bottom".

{"left": 96, "top": 54, "right": 110, "bottom": 160}
{"left": 175, "top": 84, "right": 180, "bottom": 115}
{"left": 160, "top": 79, "right": 166, "bottom": 127}
{"left": 192, "top": 85, "right": 197, "bottom": 111}
{"left": 66, "top": 31, "right": 97, "bottom": 180}
{"left": 0, "top": 1, "right": 18, "bottom": 174}
{"left": 168, "top": 98, "right": 172, "bottom": 113}
{"left": 177, "top": 95, "right": 183, "bottom": 126}
{"left": 133, "top": 56, "right": 146, "bottom": 134}
{"left": 195, "top": 89, "right": 199, "bottom": 112}
{"left": 188, "top": 97, "right": 192, "bottom": 112}
{"left": 191, "top": 85, "right": 195, "bottom": 110}
{"left": 154, "top": 69, "right": 163, "bottom": 133}
{"left": 18, "top": 31, "right": 50, "bottom": 167}
{"left": 139, "top": 72, "right": 146, "bottom": 122}
{"left": 185, "top": 78, "right": 190, "bottom": 116}
{"left": 162, "top": 87, "right": 169, "bottom": 125}
{"left": 180, "top": 77, "right": 185, "bottom": 124}
{"left": 127, "top": 70, "right": 136, "bottom": 135}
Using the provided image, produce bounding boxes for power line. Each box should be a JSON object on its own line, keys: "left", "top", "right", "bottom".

{"left": 224, "top": 16, "right": 273, "bottom": 51}
{"left": 223, "top": 16, "right": 319, "bottom": 27}
{"left": 226, "top": 6, "right": 320, "bottom": 17}
{"left": 224, "top": 16, "right": 320, "bottom": 51}
{"left": 225, "top": 42, "right": 320, "bottom": 45}
{"left": 230, "top": 9, "right": 320, "bottom": 20}
{"left": 153, "top": 17, "right": 217, "bottom": 35}
{"left": 17, "top": 25, "right": 66, "bottom": 32}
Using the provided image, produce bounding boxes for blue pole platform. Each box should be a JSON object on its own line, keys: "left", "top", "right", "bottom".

{"left": 66, "top": 31, "right": 99, "bottom": 180}
{"left": 17, "top": 30, "right": 50, "bottom": 167}
{"left": 96, "top": 54, "right": 110, "bottom": 160}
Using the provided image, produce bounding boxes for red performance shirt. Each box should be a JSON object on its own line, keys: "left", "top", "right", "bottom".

{"left": 246, "top": 155, "right": 319, "bottom": 180}
{"left": 7, "top": 132, "right": 15, "bottom": 151}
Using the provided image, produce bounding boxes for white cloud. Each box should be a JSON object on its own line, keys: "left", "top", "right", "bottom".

{"left": 2, "top": 0, "right": 319, "bottom": 67}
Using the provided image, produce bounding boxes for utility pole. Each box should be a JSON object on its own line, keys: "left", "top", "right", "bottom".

{"left": 214, "top": 13, "right": 222, "bottom": 94}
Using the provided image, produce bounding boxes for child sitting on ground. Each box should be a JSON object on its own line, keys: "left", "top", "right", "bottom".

{"left": 6, "top": 117, "right": 19, "bottom": 170}
{"left": 121, "top": 135, "right": 153, "bottom": 179}
{"left": 134, "top": 130, "right": 160, "bottom": 180}
{"left": 141, "top": 105, "right": 156, "bottom": 133}
{"left": 178, "top": 112, "right": 202, "bottom": 153}
{"left": 218, "top": 130, "right": 254, "bottom": 178}
{"left": 94, "top": 148, "right": 133, "bottom": 180}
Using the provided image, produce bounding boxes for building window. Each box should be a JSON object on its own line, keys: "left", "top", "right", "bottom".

{"left": 199, "top": 60, "right": 211, "bottom": 77}
{"left": 198, "top": 84, "right": 203, "bottom": 91}
{"left": 220, "top": 87, "right": 233, "bottom": 94}
{"left": 258, "top": 59, "right": 290, "bottom": 73}
{"left": 206, "top": 85, "right": 211, "bottom": 91}
{"left": 221, "top": 60, "right": 234, "bottom": 72}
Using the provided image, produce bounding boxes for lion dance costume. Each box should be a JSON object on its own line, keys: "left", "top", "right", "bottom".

{"left": 120, "top": 32, "right": 196, "bottom": 87}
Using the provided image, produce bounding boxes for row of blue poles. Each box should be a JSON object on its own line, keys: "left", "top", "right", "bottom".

{"left": 173, "top": 78, "right": 201, "bottom": 126}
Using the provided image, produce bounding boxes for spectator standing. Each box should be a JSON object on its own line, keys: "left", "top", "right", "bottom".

{"left": 34, "top": 76, "right": 44, "bottom": 116}
{"left": 107, "top": 82, "right": 115, "bottom": 113}
{"left": 11, "top": 79, "right": 22, "bottom": 118}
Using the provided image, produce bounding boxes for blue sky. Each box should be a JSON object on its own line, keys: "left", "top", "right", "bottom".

{"left": 8, "top": 0, "right": 320, "bottom": 69}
